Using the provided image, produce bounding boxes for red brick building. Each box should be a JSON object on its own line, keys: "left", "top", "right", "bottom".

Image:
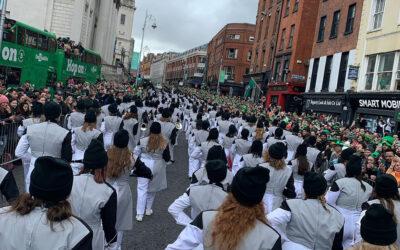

{"left": 165, "top": 44, "right": 207, "bottom": 86}
{"left": 207, "top": 23, "right": 256, "bottom": 95}
{"left": 304, "top": 0, "right": 363, "bottom": 119}
{"left": 247, "top": 0, "right": 283, "bottom": 94}
{"left": 267, "top": 0, "right": 320, "bottom": 111}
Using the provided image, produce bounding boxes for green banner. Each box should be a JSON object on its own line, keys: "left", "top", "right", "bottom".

{"left": 131, "top": 52, "right": 140, "bottom": 70}
{"left": 218, "top": 69, "right": 225, "bottom": 83}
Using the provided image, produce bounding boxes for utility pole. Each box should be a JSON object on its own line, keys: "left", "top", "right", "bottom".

{"left": 0, "top": 0, "right": 8, "bottom": 49}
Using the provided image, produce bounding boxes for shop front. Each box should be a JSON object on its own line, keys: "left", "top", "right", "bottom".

{"left": 349, "top": 92, "right": 400, "bottom": 133}
{"left": 266, "top": 82, "right": 305, "bottom": 112}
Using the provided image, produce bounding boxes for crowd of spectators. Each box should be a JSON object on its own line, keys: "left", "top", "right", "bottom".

{"left": 56, "top": 37, "right": 84, "bottom": 58}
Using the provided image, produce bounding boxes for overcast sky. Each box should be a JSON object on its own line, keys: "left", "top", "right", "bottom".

{"left": 132, "top": 0, "right": 258, "bottom": 55}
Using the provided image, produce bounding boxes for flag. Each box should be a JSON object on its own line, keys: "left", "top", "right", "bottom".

{"left": 244, "top": 77, "right": 256, "bottom": 97}
{"left": 131, "top": 52, "right": 140, "bottom": 70}
{"left": 218, "top": 69, "right": 225, "bottom": 83}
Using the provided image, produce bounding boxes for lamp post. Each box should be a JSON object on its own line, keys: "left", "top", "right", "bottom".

{"left": 135, "top": 10, "right": 157, "bottom": 85}
{"left": 0, "top": 0, "right": 8, "bottom": 49}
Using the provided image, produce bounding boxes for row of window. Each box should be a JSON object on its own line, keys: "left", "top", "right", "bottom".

{"left": 283, "top": 0, "right": 300, "bottom": 16}
{"left": 226, "top": 34, "right": 255, "bottom": 42}
{"left": 4, "top": 27, "right": 57, "bottom": 52}
{"left": 317, "top": 3, "right": 356, "bottom": 43}
{"left": 309, "top": 52, "right": 349, "bottom": 92}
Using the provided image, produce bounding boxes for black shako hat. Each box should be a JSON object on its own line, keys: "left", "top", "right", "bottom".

{"left": 108, "top": 103, "right": 118, "bottom": 114}
{"left": 150, "top": 122, "right": 162, "bottom": 134}
{"left": 341, "top": 148, "right": 356, "bottom": 161}
{"left": 83, "top": 139, "right": 108, "bottom": 169}
{"left": 231, "top": 166, "right": 270, "bottom": 207}
{"left": 375, "top": 174, "right": 400, "bottom": 199}
{"left": 205, "top": 160, "right": 227, "bottom": 184}
{"left": 30, "top": 156, "right": 73, "bottom": 202}
{"left": 361, "top": 204, "right": 397, "bottom": 246}
{"left": 268, "top": 142, "right": 286, "bottom": 160}
{"left": 346, "top": 154, "right": 363, "bottom": 177}
{"left": 44, "top": 101, "right": 61, "bottom": 120}
{"left": 303, "top": 172, "right": 327, "bottom": 197}
{"left": 162, "top": 108, "right": 172, "bottom": 118}
{"left": 296, "top": 144, "right": 308, "bottom": 156}
{"left": 114, "top": 129, "right": 129, "bottom": 148}
{"left": 84, "top": 110, "right": 97, "bottom": 123}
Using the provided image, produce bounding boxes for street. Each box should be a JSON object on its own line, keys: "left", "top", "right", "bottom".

{"left": 1, "top": 134, "right": 189, "bottom": 250}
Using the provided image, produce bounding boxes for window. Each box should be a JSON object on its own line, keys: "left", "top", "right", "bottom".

{"left": 288, "top": 25, "right": 295, "bottom": 48}
{"left": 37, "top": 35, "right": 48, "bottom": 51}
{"left": 274, "top": 60, "right": 281, "bottom": 81}
{"left": 396, "top": 56, "right": 400, "bottom": 90}
{"left": 249, "top": 36, "right": 255, "bottom": 42}
{"left": 293, "top": 0, "right": 299, "bottom": 12}
{"left": 245, "top": 68, "right": 250, "bottom": 75}
{"left": 17, "top": 27, "right": 25, "bottom": 45}
{"left": 317, "top": 16, "right": 327, "bottom": 42}
{"left": 365, "top": 55, "right": 377, "bottom": 90}
{"left": 330, "top": 10, "right": 340, "bottom": 38}
{"left": 377, "top": 52, "right": 395, "bottom": 90}
{"left": 48, "top": 38, "right": 56, "bottom": 52}
{"left": 309, "top": 58, "right": 319, "bottom": 92}
{"left": 227, "top": 34, "right": 240, "bottom": 40}
{"left": 120, "top": 14, "right": 126, "bottom": 25}
{"left": 262, "top": 49, "right": 266, "bottom": 66}
{"left": 345, "top": 4, "right": 356, "bottom": 34}
{"left": 371, "top": 0, "right": 385, "bottom": 30}
{"left": 227, "top": 48, "right": 238, "bottom": 59}
{"left": 247, "top": 50, "right": 252, "bottom": 61}
{"left": 25, "top": 30, "right": 38, "bottom": 48}
{"left": 282, "top": 58, "right": 290, "bottom": 82}
{"left": 285, "top": 0, "right": 291, "bottom": 16}
{"left": 224, "top": 66, "right": 235, "bottom": 80}
{"left": 279, "top": 29, "right": 286, "bottom": 50}
{"left": 322, "top": 55, "right": 333, "bottom": 91}
{"left": 336, "top": 52, "right": 349, "bottom": 91}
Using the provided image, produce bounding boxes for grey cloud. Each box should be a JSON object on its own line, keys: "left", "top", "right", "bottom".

{"left": 132, "top": 0, "right": 258, "bottom": 54}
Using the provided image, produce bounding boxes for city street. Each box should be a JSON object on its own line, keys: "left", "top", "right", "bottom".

{"left": 0, "top": 134, "right": 189, "bottom": 249}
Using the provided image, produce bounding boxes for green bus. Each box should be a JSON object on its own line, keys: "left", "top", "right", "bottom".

{"left": 0, "top": 18, "right": 101, "bottom": 89}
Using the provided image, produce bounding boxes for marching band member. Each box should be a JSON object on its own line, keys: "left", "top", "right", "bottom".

{"left": 285, "top": 124, "right": 304, "bottom": 160}
{"left": 187, "top": 119, "right": 203, "bottom": 179}
{"left": 231, "top": 128, "right": 252, "bottom": 175}
{"left": 159, "top": 108, "right": 178, "bottom": 164}
{"left": 107, "top": 130, "right": 135, "bottom": 249}
{"left": 267, "top": 128, "right": 287, "bottom": 150}
{"left": 288, "top": 144, "right": 313, "bottom": 199}
{"left": 134, "top": 122, "right": 171, "bottom": 222}
{"left": 122, "top": 105, "right": 139, "bottom": 151}
{"left": 67, "top": 99, "right": 86, "bottom": 130}
{"left": 168, "top": 160, "right": 228, "bottom": 226}
{"left": 253, "top": 120, "right": 268, "bottom": 143}
{"left": 69, "top": 139, "right": 118, "bottom": 250}
{"left": 268, "top": 172, "right": 344, "bottom": 250}
{"left": 326, "top": 154, "right": 373, "bottom": 249}
{"left": 15, "top": 102, "right": 72, "bottom": 191}
{"left": 259, "top": 142, "right": 296, "bottom": 213}
{"left": 102, "top": 103, "right": 123, "bottom": 150}
{"left": 192, "top": 128, "right": 220, "bottom": 168}
{"left": 358, "top": 174, "right": 400, "bottom": 246}
{"left": 71, "top": 110, "right": 103, "bottom": 175}
{"left": 0, "top": 156, "right": 93, "bottom": 249}
{"left": 324, "top": 147, "right": 356, "bottom": 184}
{"left": 239, "top": 140, "right": 265, "bottom": 169}
{"left": 221, "top": 124, "right": 237, "bottom": 169}
{"left": 0, "top": 166, "right": 19, "bottom": 203}
{"left": 305, "top": 136, "right": 322, "bottom": 169}
{"left": 166, "top": 166, "right": 282, "bottom": 250}
{"left": 217, "top": 112, "right": 232, "bottom": 141}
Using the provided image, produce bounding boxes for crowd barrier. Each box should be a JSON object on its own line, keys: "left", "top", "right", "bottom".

{"left": 0, "top": 115, "right": 68, "bottom": 167}
{"left": 0, "top": 122, "right": 20, "bottom": 168}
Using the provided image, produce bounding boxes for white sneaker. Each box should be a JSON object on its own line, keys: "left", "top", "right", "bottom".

{"left": 136, "top": 214, "right": 143, "bottom": 221}
{"left": 145, "top": 209, "right": 153, "bottom": 216}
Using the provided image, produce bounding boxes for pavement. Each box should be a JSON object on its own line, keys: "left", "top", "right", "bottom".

{"left": 1, "top": 133, "right": 190, "bottom": 250}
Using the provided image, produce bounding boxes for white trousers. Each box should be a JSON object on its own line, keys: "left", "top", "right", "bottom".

{"left": 136, "top": 177, "right": 156, "bottom": 215}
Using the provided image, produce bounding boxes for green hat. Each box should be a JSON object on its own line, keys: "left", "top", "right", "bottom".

{"left": 333, "top": 140, "right": 344, "bottom": 146}
{"left": 382, "top": 136, "right": 394, "bottom": 146}
{"left": 371, "top": 151, "right": 381, "bottom": 159}
{"left": 322, "top": 129, "right": 331, "bottom": 135}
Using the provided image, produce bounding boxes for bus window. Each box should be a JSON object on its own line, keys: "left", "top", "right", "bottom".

{"left": 17, "top": 27, "right": 25, "bottom": 45}
{"left": 48, "top": 38, "right": 56, "bottom": 52}
{"left": 37, "top": 35, "right": 48, "bottom": 51}
{"left": 25, "top": 30, "right": 38, "bottom": 48}
{"left": 3, "top": 29, "right": 16, "bottom": 42}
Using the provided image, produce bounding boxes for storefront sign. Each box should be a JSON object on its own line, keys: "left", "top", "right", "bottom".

{"left": 358, "top": 99, "right": 400, "bottom": 110}
{"left": 305, "top": 98, "right": 343, "bottom": 113}
{"left": 270, "top": 85, "right": 288, "bottom": 92}
{"left": 348, "top": 65, "right": 359, "bottom": 80}
{"left": 291, "top": 74, "right": 305, "bottom": 81}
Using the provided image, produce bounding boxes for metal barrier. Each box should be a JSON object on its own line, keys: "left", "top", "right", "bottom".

{"left": 0, "top": 122, "right": 20, "bottom": 168}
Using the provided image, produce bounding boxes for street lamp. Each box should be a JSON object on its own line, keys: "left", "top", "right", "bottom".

{"left": 136, "top": 10, "right": 157, "bottom": 85}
